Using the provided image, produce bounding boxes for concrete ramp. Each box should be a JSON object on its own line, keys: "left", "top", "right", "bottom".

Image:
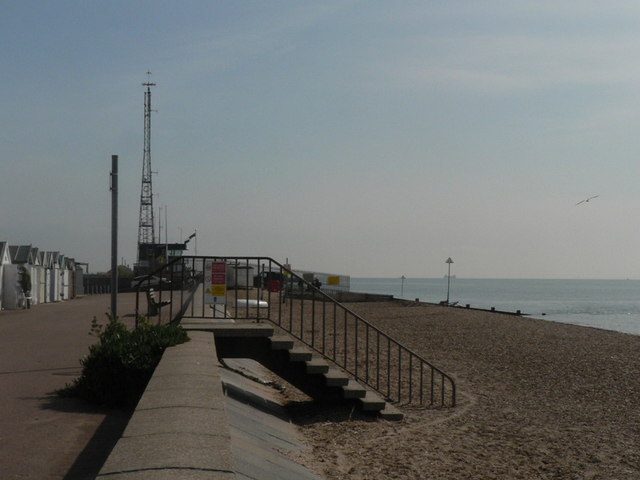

{"left": 221, "top": 360, "right": 322, "bottom": 480}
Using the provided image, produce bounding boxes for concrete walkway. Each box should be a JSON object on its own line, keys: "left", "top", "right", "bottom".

{"left": 0, "top": 293, "right": 138, "bottom": 480}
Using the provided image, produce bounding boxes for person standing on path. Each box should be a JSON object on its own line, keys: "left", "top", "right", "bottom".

{"left": 18, "top": 265, "right": 32, "bottom": 309}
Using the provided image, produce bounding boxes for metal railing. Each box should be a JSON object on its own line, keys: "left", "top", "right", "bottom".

{"left": 133, "top": 257, "right": 199, "bottom": 326}
{"left": 136, "top": 256, "right": 456, "bottom": 408}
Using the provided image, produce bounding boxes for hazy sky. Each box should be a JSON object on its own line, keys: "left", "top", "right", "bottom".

{"left": 2, "top": 1, "right": 640, "bottom": 279}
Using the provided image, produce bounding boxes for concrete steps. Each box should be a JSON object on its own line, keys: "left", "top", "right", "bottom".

{"left": 268, "top": 336, "right": 403, "bottom": 421}
{"left": 379, "top": 405, "right": 405, "bottom": 421}
{"left": 359, "top": 391, "right": 386, "bottom": 411}
{"left": 184, "top": 321, "right": 403, "bottom": 420}
{"left": 288, "top": 347, "right": 313, "bottom": 362}
{"left": 324, "top": 368, "right": 350, "bottom": 387}
{"left": 270, "top": 335, "right": 294, "bottom": 350}
{"left": 342, "top": 380, "right": 366, "bottom": 399}
{"left": 305, "top": 358, "right": 330, "bottom": 374}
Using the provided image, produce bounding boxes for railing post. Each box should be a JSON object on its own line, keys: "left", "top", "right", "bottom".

{"left": 387, "top": 340, "right": 391, "bottom": 399}
{"left": 321, "top": 296, "right": 326, "bottom": 355}
{"left": 397, "top": 346, "right": 402, "bottom": 403}
{"left": 376, "top": 332, "right": 380, "bottom": 391}
{"left": 332, "top": 304, "right": 337, "bottom": 362}
{"left": 431, "top": 368, "right": 435, "bottom": 407}
{"left": 419, "top": 362, "right": 424, "bottom": 406}
{"left": 343, "top": 310, "right": 348, "bottom": 367}
{"left": 365, "top": 325, "right": 370, "bottom": 383}
{"left": 300, "top": 292, "right": 305, "bottom": 342}
{"left": 311, "top": 289, "right": 316, "bottom": 347}
{"left": 354, "top": 317, "right": 358, "bottom": 379}
{"left": 408, "top": 355, "right": 413, "bottom": 404}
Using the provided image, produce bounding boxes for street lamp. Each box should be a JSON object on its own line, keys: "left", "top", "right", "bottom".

{"left": 445, "top": 257, "right": 454, "bottom": 304}
{"left": 400, "top": 275, "right": 406, "bottom": 298}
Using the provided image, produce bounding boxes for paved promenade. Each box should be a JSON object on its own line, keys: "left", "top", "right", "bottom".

{"left": 0, "top": 293, "right": 138, "bottom": 480}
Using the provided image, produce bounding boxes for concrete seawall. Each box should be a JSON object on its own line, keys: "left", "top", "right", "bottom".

{"left": 96, "top": 329, "right": 323, "bottom": 479}
{"left": 96, "top": 331, "right": 236, "bottom": 479}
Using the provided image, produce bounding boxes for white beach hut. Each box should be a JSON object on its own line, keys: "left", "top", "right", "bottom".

{"left": 28, "top": 247, "right": 42, "bottom": 305}
{"left": 227, "top": 262, "right": 258, "bottom": 288}
{"left": 56, "top": 254, "right": 65, "bottom": 301}
{"left": 43, "top": 251, "right": 55, "bottom": 303}
{"left": 66, "top": 258, "right": 78, "bottom": 299}
{"left": 0, "top": 242, "right": 12, "bottom": 310}
{"left": 60, "top": 256, "right": 70, "bottom": 300}
{"left": 5, "top": 245, "right": 32, "bottom": 309}
{"left": 50, "top": 252, "right": 61, "bottom": 302}
{"left": 37, "top": 251, "right": 47, "bottom": 303}
{"left": 293, "top": 269, "right": 351, "bottom": 292}
{"left": 50, "top": 251, "right": 61, "bottom": 302}
{"left": 1, "top": 264, "right": 20, "bottom": 310}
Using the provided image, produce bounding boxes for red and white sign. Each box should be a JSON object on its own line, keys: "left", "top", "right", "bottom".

{"left": 204, "top": 260, "right": 227, "bottom": 304}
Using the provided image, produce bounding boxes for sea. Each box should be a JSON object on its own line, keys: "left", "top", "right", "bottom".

{"left": 349, "top": 278, "right": 640, "bottom": 336}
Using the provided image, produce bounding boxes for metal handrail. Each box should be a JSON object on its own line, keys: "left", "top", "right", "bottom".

{"left": 133, "top": 256, "right": 185, "bottom": 325}
{"left": 136, "top": 255, "right": 456, "bottom": 408}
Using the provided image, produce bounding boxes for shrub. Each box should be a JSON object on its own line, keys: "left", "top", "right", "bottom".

{"left": 59, "top": 316, "right": 189, "bottom": 407}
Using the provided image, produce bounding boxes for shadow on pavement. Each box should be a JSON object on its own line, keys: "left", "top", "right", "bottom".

{"left": 40, "top": 394, "right": 133, "bottom": 480}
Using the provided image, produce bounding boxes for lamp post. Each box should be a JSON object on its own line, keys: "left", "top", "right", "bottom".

{"left": 445, "top": 257, "right": 454, "bottom": 305}
{"left": 400, "top": 275, "right": 406, "bottom": 298}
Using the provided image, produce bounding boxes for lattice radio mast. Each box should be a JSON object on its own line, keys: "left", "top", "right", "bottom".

{"left": 137, "top": 72, "right": 156, "bottom": 261}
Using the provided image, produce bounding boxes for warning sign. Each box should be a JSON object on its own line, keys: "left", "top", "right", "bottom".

{"left": 204, "top": 260, "right": 227, "bottom": 304}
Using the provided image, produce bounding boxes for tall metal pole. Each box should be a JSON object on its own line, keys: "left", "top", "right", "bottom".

{"left": 110, "top": 155, "right": 118, "bottom": 318}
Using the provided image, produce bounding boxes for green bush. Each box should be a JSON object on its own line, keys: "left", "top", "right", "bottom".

{"left": 59, "top": 316, "right": 189, "bottom": 407}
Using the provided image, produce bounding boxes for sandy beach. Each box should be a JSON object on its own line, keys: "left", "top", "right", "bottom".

{"left": 290, "top": 301, "right": 640, "bottom": 480}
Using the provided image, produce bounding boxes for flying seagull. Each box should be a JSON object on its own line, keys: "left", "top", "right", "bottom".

{"left": 576, "top": 195, "right": 599, "bottom": 205}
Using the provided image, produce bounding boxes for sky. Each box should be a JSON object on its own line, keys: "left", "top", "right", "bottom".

{"left": 2, "top": 1, "right": 640, "bottom": 279}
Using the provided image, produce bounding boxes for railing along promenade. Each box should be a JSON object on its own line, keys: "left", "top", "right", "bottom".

{"left": 135, "top": 256, "right": 456, "bottom": 408}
